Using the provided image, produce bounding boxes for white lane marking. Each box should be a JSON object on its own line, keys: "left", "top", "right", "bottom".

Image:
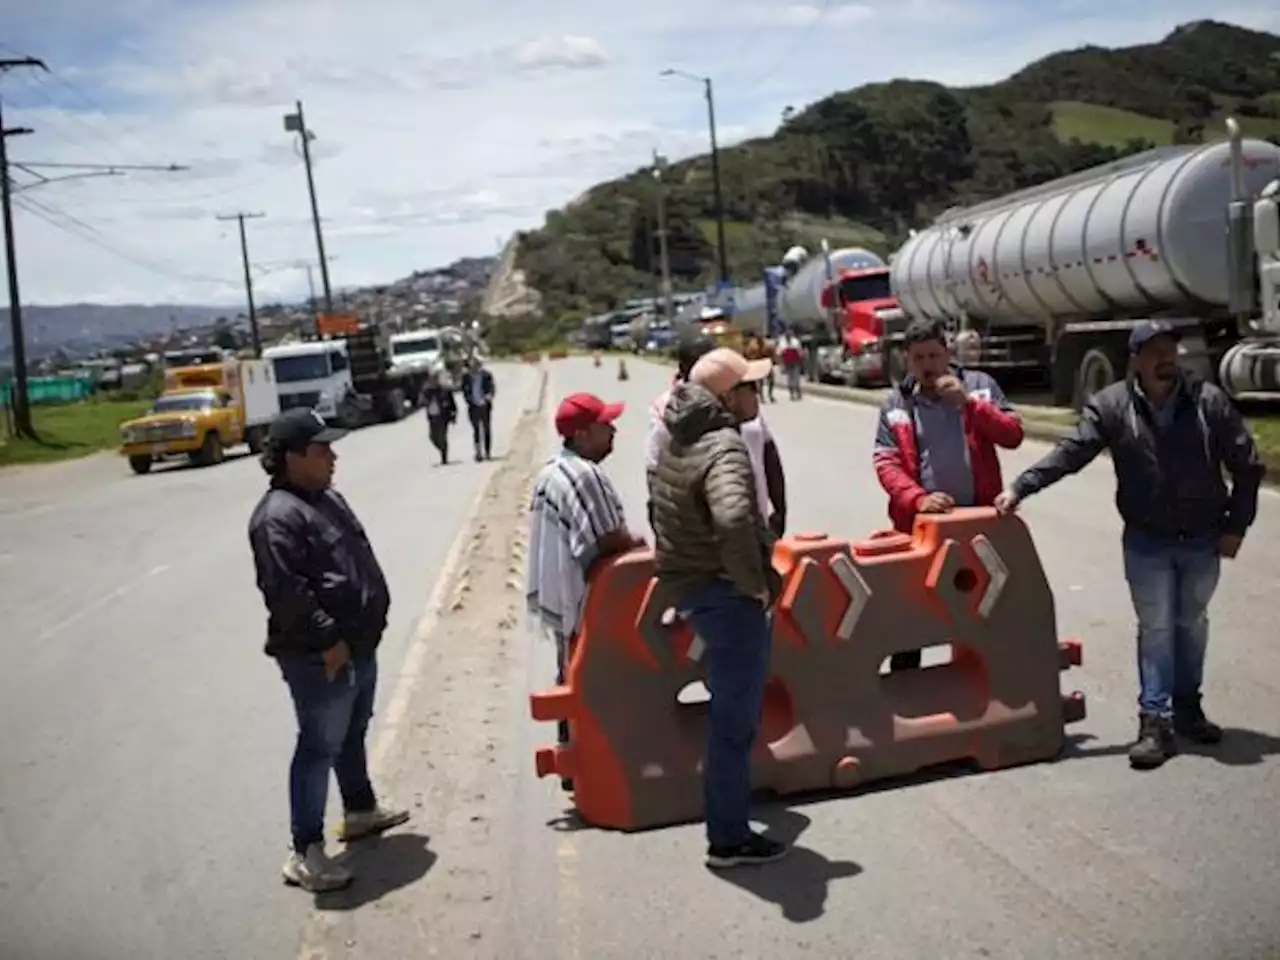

{"left": 35, "top": 565, "right": 171, "bottom": 642}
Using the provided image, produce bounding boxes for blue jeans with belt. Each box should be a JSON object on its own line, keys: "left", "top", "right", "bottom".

{"left": 679, "top": 578, "right": 772, "bottom": 848}
{"left": 1122, "top": 529, "right": 1222, "bottom": 718}
{"left": 278, "top": 652, "right": 379, "bottom": 852}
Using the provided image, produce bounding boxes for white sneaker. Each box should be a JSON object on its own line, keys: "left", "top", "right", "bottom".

{"left": 337, "top": 802, "right": 411, "bottom": 842}
{"left": 282, "top": 843, "right": 353, "bottom": 892}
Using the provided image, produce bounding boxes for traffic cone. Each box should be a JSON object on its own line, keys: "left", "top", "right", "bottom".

{"left": 593, "top": 351, "right": 601, "bottom": 368}
{"left": 618, "top": 357, "right": 629, "bottom": 381}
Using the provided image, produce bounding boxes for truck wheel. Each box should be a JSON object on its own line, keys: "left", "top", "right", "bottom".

{"left": 193, "top": 432, "right": 223, "bottom": 467}
{"left": 1073, "top": 346, "right": 1121, "bottom": 411}
{"left": 246, "top": 426, "right": 265, "bottom": 455}
{"left": 128, "top": 455, "right": 152, "bottom": 475}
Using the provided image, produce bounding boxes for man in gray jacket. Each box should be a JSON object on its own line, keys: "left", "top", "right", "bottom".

{"left": 648, "top": 347, "right": 788, "bottom": 869}
{"left": 996, "top": 321, "right": 1264, "bottom": 769}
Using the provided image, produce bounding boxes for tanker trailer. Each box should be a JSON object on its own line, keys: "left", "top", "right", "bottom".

{"left": 889, "top": 118, "right": 1280, "bottom": 409}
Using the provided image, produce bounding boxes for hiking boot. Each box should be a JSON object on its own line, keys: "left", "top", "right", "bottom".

{"left": 1174, "top": 698, "right": 1223, "bottom": 745}
{"left": 706, "top": 832, "right": 790, "bottom": 869}
{"left": 282, "top": 843, "right": 352, "bottom": 892}
{"left": 1129, "top": 713, "right": 1177, "bottom": 769}
{"left": 337, "top": 802, "right": 411, "bottom": 843}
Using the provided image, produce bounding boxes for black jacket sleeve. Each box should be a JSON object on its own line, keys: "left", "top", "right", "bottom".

{"left": 483, "top": 370, "right": 495, "bottom": 401}
{"left": 250, "top": 511, "right": 343, "bottom": 653}
{"left": 1011, "top": 398, "right": 1110, "bottom": 500}
{"left": 1205, "top": 386, "right": 1266, "bottom": 537}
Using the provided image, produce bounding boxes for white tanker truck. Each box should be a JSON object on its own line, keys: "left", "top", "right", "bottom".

{"left": 888, "top": 118, "right": 1280, "bottom": 409}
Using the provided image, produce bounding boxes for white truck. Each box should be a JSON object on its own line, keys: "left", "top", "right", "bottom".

{"left": 262, "top": 340, "right": 354, "bottom": 424}
{"left": 888, "top": 118, "right": 1280, "bottom": 408}
{"left": 388, "top": 329, "right": 444, "bottom": 376}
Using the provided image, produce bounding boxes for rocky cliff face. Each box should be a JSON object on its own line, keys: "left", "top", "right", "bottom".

{"left": 480, "top": 234, "right": 542, "bottom": 319}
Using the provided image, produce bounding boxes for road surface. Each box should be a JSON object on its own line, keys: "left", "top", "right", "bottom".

{"left": 2, "top": 356, "right": 1277, "bottom": 959}
{"left": 0, "top": 363, "right": 541, "bottom": 960}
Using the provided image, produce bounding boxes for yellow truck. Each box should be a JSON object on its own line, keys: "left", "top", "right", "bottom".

{"left": 118, "top": 358, "right": 280, "bottom": 475}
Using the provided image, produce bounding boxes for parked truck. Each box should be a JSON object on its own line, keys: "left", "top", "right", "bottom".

{"left": 888, "top": 118, "right": 1280, "bottom": 408}
{"left": 727, "top": 247, "right": 906, "bottom": 386}
{"left": 263, "top": 324, "right": 431, "bottom": 428}
{"left": 118, "top": 358, "right": 279, "bottom": 475}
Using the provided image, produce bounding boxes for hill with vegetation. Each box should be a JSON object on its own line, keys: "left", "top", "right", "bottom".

{"left": 511, "top": 19, "right": 1280, "bottom": 325}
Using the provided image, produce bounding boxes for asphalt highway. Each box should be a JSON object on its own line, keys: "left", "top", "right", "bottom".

{"left": 2, "top": 355, "right": 1277, "bottom": 960}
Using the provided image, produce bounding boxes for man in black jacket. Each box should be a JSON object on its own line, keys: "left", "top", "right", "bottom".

{"left": 248, "top": 408, "right": 409, "bottom": 893}
{"left": 995, "top": 321, "right": 1265, "bottom": 769}
{"left": 459, "top": 357, "right": 496, "bottom": 461}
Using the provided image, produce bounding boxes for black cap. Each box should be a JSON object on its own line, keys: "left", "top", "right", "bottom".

{"left": 676, "top": 331, "right": 715, "bottom": 377}
{"left": 1128, "top": 320, "right": 1181, "bottom": 354}
{"left": 266, "top": 407, "right": 347, "bottom": 452}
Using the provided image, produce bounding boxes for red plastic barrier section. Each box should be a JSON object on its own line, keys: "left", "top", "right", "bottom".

{"left": 530, "top": 508, "right": 1086, "bottom": 831}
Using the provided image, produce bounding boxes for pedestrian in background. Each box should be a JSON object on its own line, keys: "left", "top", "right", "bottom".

{"left": 743, "top": 333, "right": 773, "bottom": 404}
{"left": 420, "top": 370, "right": 457, "bottom": 465}
{"left": 248, "top": 408, "right": 409, "bottom": 894}
{"left": 459, "top": 357, "right": 496, "bottom": 461}
{"left": 649, "top": 348, "right": 788, "bottom": 869}
{"left": 526, "top": 392, "right": 644, "bottom": 789}
{"left": 873, "top": 318, "right": 1023, "bottom": 674}
{"left": 777, "top": 328, "right": 805, "bottom": 400}
{"left": 996, "top": 320, "right": 1264, "bottom": 770}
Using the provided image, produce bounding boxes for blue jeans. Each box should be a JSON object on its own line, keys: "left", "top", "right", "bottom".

{"left": 1122, "top": 530, "right": 1221, "bottom": 718}
{"left": 278, "top": 652, "right": 379, "bottom": 852}
{"left": 680, "top": 579, "right": 772, "bottom": 848}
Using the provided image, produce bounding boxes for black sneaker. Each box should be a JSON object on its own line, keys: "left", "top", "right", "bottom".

{"left": 1129, "top": 713, "right": 1177, "bottom": 769}
{"left": 1173, "top": 697, "right": 1223, "bottom": 745}
{"left": 706, "top": 832, "right": 790, "bottom": 869}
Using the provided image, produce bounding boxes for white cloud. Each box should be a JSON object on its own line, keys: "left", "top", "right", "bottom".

{"left": 1, "top": 0, "right": 1277, "bottom": 306}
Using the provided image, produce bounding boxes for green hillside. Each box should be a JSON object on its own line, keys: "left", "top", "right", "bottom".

{"left": 513, "top": 19, "right": 1280, "bottom": 319}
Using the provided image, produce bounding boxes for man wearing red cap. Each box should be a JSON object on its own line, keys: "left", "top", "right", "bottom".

{"left": 526, "top": 392, "right": 643, "bottom": 785}
{"left": 649, "top": 348, "right": 789, "bottom": 869}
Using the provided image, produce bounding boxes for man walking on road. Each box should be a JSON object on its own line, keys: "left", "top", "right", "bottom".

{"left": 421, "top": 370, "right": 457, "bottom": 465}
{"left": 873, "top": 318, "right": 1024, "bottom": 671}
{"left": 649, "top": 348, "right": 789, "bottom": 869}
{"left": 995, "top": 320, "right": 1265, "bottom": 770}
{"left": 459, "top": 357, "right": 496, "bottom": 461}
{"left": 248, "top": 408, "right": 410, "bottom": 893}
{"left": 526, "top": 393, "right": 643, "bottom": 785}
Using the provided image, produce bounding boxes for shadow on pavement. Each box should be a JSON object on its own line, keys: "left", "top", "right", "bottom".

{"left": 1184, "top": 727, "right": 1280, "bottom": 766}
{"left": 316, "top": 831, "right": 436, "bottom": 911}
{"left": 1060, "top": 731, "right": 1133, "bottom": 761}
{"left": 709, "top": 806, "right": 863, "bottom": 923}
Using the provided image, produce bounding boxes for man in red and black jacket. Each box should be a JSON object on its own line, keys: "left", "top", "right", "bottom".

{"left": 873, "top": 319, "right": 1024, "bottom": 669}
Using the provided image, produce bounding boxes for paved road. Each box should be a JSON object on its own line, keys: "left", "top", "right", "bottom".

{"left": 313, "top": 356, "right": 1279, "bottom": 960}
{"left": 4, "top": 355, "right": 1278, "bottom": 959}
{"left": 0, "top": 363, "right": 540, "bottom": 960}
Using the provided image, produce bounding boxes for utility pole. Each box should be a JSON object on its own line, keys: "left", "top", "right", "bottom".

{"left": 652, "top": 150, "right": 674, "bottom": 324}
{"left": 660, "top": 69, "right": 730, "bottom": 288}
{"left": 283, "top": 101, "right": 333, "bottom": 314}
{"left": 0, "top": 56, "right": 48, "bottom": 441}
{"left": 216, "top": 212, "right": 265, "bottom": 356}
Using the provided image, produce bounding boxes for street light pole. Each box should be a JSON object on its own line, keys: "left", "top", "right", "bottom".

{"left": 216, "top": 212, "right": 265, "bottom": 356}
{"left": 652, "top": 151, "right": 674, "bottom": 323}
{"left": 283, "top": 101, "right": 333, "bottom": 314}
{"left": 661, "top": 69, "right": 730, "bottom": 287}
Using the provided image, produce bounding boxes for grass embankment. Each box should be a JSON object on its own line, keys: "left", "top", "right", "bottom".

{"left": 0, "top": 398, "right": 149, "bottom": 468}
{"left": 1050, "top": 100, "right": 1280, "bottom": 149}
{"left": 1246, "top": 417, "right": 1280, "bottom": 479}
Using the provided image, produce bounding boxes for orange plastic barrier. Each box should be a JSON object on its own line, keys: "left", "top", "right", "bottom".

{"left": 530, "top": 508, "right": 1085, "bottom": 831}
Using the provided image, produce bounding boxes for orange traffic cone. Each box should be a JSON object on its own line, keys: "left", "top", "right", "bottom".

{"left": 618, "top": 357, "right": 629, "bottom": 381}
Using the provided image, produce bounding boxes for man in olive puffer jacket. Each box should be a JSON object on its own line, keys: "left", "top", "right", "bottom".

{"left": 649, "top": 347, "right": 789, "bottom": 870}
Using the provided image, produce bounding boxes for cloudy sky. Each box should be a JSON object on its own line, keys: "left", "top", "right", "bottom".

{"left": 2, "top": 0, "right": 1277, "bottom": 306}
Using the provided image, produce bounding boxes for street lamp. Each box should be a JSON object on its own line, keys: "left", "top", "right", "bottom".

{"left": 283, "top": 101, "right": 334, "bottom": 315}
{"left": 660, "top": 68, "right": 729, "bottom": 288}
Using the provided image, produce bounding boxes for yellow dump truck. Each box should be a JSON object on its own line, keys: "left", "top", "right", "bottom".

{"left": 118, "top": 358, "right": 280, "bottom": 475}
